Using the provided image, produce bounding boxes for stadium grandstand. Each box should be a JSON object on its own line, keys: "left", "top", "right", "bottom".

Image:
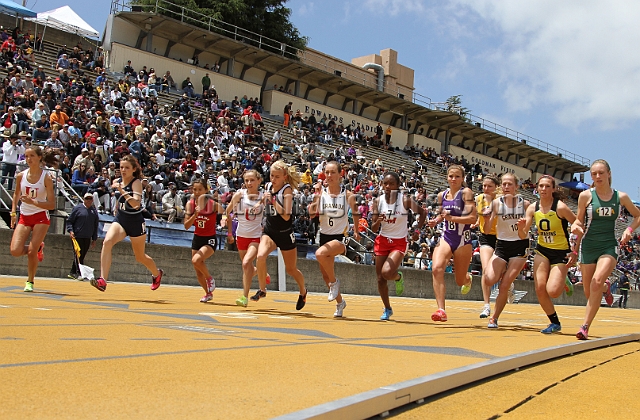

{"left": 0, "top": 0, "right": 638, "bottom": 293}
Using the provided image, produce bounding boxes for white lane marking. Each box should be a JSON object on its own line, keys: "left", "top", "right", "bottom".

{"left": 33, "top": 307, "right": 52, "bottom": 311}
{"left": 199, "top": 312, "right": 258, "bottom": 319}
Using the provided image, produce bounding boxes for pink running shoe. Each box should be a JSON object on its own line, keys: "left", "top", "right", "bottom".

{"left": 205, "top": 277, "right": 215, "bottom": 294}
{"left": 151, "top": 269, "right": 163, "bottom": 291}
{"left": 604, "top": 280, "right": 613, "bottom": 306}
{"left": 431, "top": 309, "right": 448, "bottom": 322}
{"left": 200, "top": 294, "right": 213, "bottom": 303}
{"left": 266, "top": 273, "right": 271, "bottom": 285}
{"left": 576, "top": 325, "right": 589, "bottom": 340}
{"left": 37, "top": 243, "right": 44, "bottom": 262}
{"left": 90, "top": 277, "right": 107, "bottom": 292}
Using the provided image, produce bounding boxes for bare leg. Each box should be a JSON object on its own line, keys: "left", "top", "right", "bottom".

{"left": 241, "top": 244, "right": 259, "bottom": 298}
{"left": 192, "top": 246, "right": 214, "bottom": 293}
{"left": 580, "top": 256, "right": 617, "bottom": 330}
{"left": 281, "top": 248, "right": 305, "bottom": 293}
{"left": 315, "top": 240, "right": 346, "bottom": 304}
{"left": 256, "top": 235, "right": 276, "bottom": 292}
{"left": 100, "top": 222, "right": 127, "bottom": 280}
{"left": 129, "top": 235, "right": 159, "bottom": 277}
{"left": 492, "top": 258, "right": 527, "bottom": 320}
{"left": 430, "top": 241, "right": 453, "bottom": 310}
{"left": 533, "top": 254, "right": 555, "bottom": 316}
{"left": 479, "top": 246, "right": 494, "bottom": 306}
{"left": 26, "top": 224, "right": 49, "bottom": 283}
{"left": 377, "top": 251, "right": 404, "bottom": 308}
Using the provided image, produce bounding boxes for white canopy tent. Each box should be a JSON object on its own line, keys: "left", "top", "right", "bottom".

{"left": 26, "top": 5, "right": 99, "bottom": 41}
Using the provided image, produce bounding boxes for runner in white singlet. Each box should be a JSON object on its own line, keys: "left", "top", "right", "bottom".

{"left": 226, "top": 170, "right": 272, "bottom": 307}
{"left": 308, "top": 161, "right": 360, "bottom": 317}
{"left": 10, "top": 146, "right": 57, "bottom": 292}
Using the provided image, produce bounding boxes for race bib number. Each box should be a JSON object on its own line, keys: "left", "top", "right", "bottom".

{"left": 597, "top": 207, "right": 613, "bottom": 217}
{"left": 197, "top": 220, "right": 206, "bottom": 229}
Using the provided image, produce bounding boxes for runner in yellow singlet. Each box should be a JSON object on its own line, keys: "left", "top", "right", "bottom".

{"left": 521, "top": 176, "right": 576, "bottom": 334}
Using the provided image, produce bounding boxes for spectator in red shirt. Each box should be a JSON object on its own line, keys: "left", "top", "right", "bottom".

{"left": 114, "top": 139, "right": 130, "bottom": 156}
{"left": 180, "top": 153, "right": 196, "bottom": 172}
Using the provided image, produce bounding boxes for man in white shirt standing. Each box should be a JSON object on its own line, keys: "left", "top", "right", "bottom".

{"left": 2, "top": 131, "right": 25, "bottom": 189}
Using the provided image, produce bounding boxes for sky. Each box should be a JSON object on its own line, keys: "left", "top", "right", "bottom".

{"left": 26, "top": 0, "right": 640, "bottom": 198}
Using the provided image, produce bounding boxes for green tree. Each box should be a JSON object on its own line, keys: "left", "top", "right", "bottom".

{"left": 444, "top": 95, "right": 471, "bottom": 122}
{"left": 132, "top": 0, "right": 308, "bottom": 54}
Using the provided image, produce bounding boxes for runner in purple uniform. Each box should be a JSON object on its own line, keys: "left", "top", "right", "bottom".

{"left": 427, "top": 165, "right": 476, "bottom": 322}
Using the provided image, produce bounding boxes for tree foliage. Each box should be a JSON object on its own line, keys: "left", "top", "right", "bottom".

{"left": 131, "top": 0, "right": 308, "bottom": 53}
{"left": 444, "top": 95, "right": 471, "bottom": 121}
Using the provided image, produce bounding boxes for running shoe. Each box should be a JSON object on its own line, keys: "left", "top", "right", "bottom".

{"left": 200, "top": 293, "right": 213, "bottom": 303}
{"left": 564, "top": 276, "right": 574, "bottom": 297}
{"left": 296, "top": 289, "right": 308, "bottom": 310}
{"left": 328, "top": 279, "right": 340, "bottom": 302}
{"left": 541, "top": 323, "right": 562, "bottom": 334}
{"left": 380, "top": 307, "right": 393, "bottom": 321}
{"left": 23, "top": 281, "right": 33, "bottom": 292}
{"left": 395, "top": 271, "right": 404, "bottom": 296}
{"left": 37, "top": 242, "right": 44, "bottom": 262}
{"left": 334, "top": 300, "right": 346, "bottom": 318}
{"left": 250, "top": 289, "right": 267, "bottom": 301}
{"left": 68, "top": 273, "right": 78, "bottom": 280}
{"left": 91, "top": 277, "right": 107, "bottom": 292}
{"left": 576, "top": 325, "right": 589, "bottom": 340}
{"left": 206, "top": 277, "right": 216, "bottom": 294}
{"left": 507, "top": 282, "right": 516, "bottom": 304}
{"left": 236, "top": 296, "right": 248, "bottom": 307}
{"left": 479, "top": 305, "right": 491, "bottom": 319}
{"left": 461, "top": 273, "right": 473, "bottom": 295}
{"left": 487, "top": 317, "right": 499, "bottom": 329}
{"left": 151, "top": 269, "right": 163, "bottom": 291}
{"left": 431, "top": 309, "right": 448, "bottom": 322}
{"left": 266, "top": 274, "right": 271, "bottom": 285}
{"left": 604, "top": 279, "right": 613, "bottom": 306}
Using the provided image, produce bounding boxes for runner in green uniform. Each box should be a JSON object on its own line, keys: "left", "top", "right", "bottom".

{"left": 571, "top": 160, "right": 640, "bottom": 340}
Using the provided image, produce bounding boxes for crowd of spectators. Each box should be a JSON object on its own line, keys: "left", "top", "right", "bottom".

{"left": 0, "top": 37, "right": 638, "bottom": 287}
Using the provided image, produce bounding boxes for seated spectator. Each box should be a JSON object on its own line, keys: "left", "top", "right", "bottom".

{"left": 181, "top": 77, "right": 195, "bottom": 98}
{"left": 161, "top": 184, "right": 184, "bottom": 222}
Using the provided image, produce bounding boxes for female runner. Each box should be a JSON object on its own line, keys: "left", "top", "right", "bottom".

{"left": 572, "top": 159, "right": 640, "bottom": 339}
{"left": 520, "top": 175, "right": 577, "bottom": 333}
{"left": 427, "top": 165, "right": 476, "bottom": 322}
{"left": 254, "top": 160, "right": 307, "bottom": 310}
{"left": 371, "top": 171, "right": 426, "bottom": 321}
{"left": 473, "top": 175, "right": 499, "bottom": 319}
{"left": 226, "top": 169, "right": 272, "bottom": 307}
{"left": 184, "top": 178, "right": 222, "bottom": 303}
{"left": 10, "top": 147, "right": 57, "bottom": 292}
{"left": 482, "top": 172, "right": 531, "bottom": 329}
{"left": 308, "top": 161, "right": 361, "bottom": 317}
{"left": 90, "top": 155, "right": 163, "bottom": 292}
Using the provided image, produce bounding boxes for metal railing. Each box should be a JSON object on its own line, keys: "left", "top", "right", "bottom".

{"left": 110, "top": 0, "right": 589, "bottom": 167}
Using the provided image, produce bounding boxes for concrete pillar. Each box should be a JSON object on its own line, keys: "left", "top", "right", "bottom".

{"left": 227, "top": 57, "right": 235, "bottom": 77}
{"left": 146, "top": 32, "right": 153, "bottom": 53}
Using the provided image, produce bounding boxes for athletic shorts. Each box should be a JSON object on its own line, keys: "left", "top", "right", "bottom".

{"left": 18, "top": 211, "right": 50, "bottom": 228}
{"left": 535, "top": 245, "right": 570, "bottom": 266}
{"left": 374, "top": 235, "right": 408, "bottom": 257}
{"left": 579, "top": 242, "right": 619, "bottom": 265}
{"left": 236, "top": 236, "right": 260, "bottom": 251}
{"left": 263, "top": 228, "right": 296, "bottom": 251}
{"left": 319, "top": 233, "right": 348, "bottom": 250}
{"left": 192, "top": 234, "right": 217, "bottom": 251}
{"left": 113, "top": 215, "right": 146, "bottom": 238}
{"left": 478, "top": 233, "right": 497, "bottom": 249}
{"left": 494, "top": 239, "right": 529, "bottom": 262}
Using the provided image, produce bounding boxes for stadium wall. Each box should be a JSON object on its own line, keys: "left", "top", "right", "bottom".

{"left": 108, "top": 43, "right": 261, "bottom": 103}
{"left": 450, "top": 145, "right": 532, "bottom": 180}
{"left": 0, "top": 229, "right": 612, "bottom": 309}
